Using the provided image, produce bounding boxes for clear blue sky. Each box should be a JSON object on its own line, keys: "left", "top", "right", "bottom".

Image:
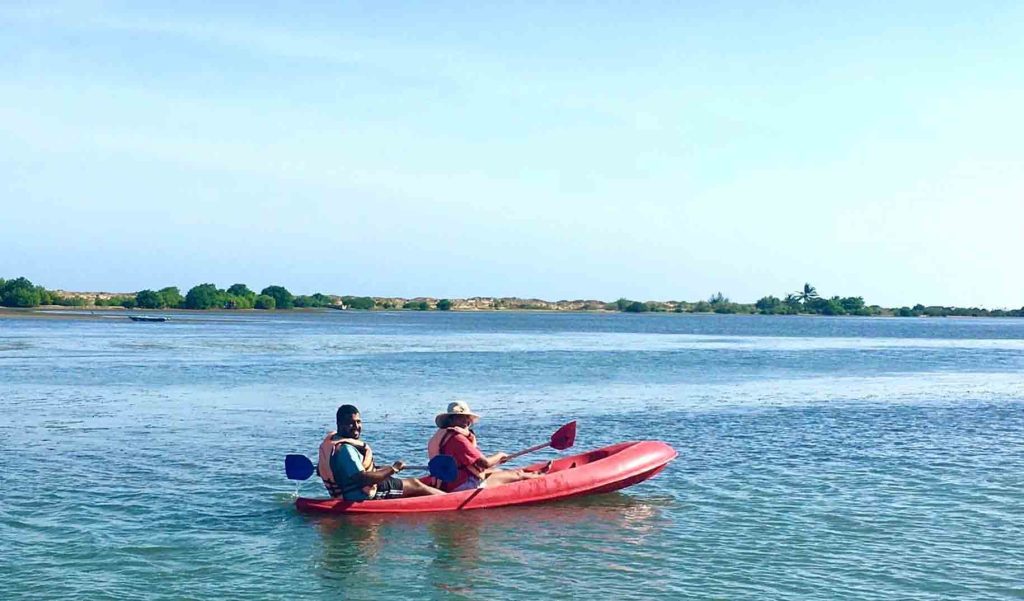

{"left": 2, "top": 2, "right": 1022, "bottom": 307}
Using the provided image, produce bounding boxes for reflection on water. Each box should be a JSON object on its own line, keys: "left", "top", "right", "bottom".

{"left": 307, "top": 494, "right": 669, "bottom": 597}
{"left": 428, "top": 516, "right": 482, "bottom": 596}
{"left": 313, "top": 517, "right": 384, "bottom": 587}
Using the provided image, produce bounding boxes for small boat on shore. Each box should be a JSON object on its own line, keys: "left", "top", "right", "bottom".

{"left": 295, "top": 440, "right": 676, "bottom": 514}
{"left": 127, "top": 315, "right": 168, "bottom": 322}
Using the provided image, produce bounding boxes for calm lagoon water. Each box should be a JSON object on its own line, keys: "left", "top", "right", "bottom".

{"left": 1, "top": 311, "right": 1023, "bottom": 599}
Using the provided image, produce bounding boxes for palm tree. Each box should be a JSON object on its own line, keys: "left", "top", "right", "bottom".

{"left": 795, "top": 283, "right": 818, "bottom": 304}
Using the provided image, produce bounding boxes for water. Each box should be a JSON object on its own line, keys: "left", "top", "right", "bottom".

{"left": 1, "top": 311, "right": 1022, "bottom": 599}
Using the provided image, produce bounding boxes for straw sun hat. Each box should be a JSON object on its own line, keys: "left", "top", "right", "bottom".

{"left": 435, "top": 401, "right": 481, "bottom": 428}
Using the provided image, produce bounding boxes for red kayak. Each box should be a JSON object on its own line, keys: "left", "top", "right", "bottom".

{"left": 295, "top": 440, "right": 676, "bottom": 514}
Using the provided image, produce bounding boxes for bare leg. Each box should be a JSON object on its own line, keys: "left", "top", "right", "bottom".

{"left": 482, "top": 468, "right": 545, "bottom": 488}
{"left": 400, "top": 477, "right": 445, "bottom": 497}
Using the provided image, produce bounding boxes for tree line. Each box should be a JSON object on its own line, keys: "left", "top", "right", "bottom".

{"left": 0, "top": 276, "right": 444, "bottom": 312}
{"left": 607, "top": 282, "right": 1024, "bottom": 317}
{"left": 0, "top": 277, "right": 321, "bottom": 311}
{"left": 2, "top": 276, "right": 1022, "bottom": 317}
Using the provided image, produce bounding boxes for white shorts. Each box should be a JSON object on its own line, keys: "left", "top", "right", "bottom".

{"left": 452, "top": 475, "right": 485, "bottom": 492}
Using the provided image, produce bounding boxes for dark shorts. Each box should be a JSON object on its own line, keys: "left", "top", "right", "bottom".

{"left": 370, "top": 476, "right": 404, "bottom": 500}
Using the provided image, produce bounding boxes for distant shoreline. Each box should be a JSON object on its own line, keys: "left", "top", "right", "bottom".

{"left": 3, "top": 306, "right": 1022, "bottom": 322}
{"left": 3, "top": 276, "right": 1022, "bottom": 318}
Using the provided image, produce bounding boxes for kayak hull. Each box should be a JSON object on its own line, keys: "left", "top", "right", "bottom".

{"left": 295, "top": 440, "right": 676, "bottom": 514}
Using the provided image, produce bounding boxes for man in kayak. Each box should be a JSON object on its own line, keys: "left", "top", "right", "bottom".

{"left": 319, "top": 404, "right": 444, "bottom": 500}
{"left": 427, "top": 401, "right": 546, "bottom": 492}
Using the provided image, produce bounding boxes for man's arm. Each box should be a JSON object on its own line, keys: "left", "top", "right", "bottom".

{"left": 358, "top": 460, "right": 405, "bottom": 485}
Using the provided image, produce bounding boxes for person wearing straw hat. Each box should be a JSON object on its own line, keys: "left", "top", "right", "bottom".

{"left": 426, "top": 401, "right": 546, "bottom": 492}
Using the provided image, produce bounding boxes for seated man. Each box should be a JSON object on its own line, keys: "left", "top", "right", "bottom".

{"left": 318, "top": 404, "right": 444, "bottom": 500}
{"left": 427, "top": 401, "right": 546, "bottom": 492}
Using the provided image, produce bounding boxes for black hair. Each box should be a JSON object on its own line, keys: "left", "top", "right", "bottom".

{"left": 336, "top": 404, "right": 360, "bottom": 429}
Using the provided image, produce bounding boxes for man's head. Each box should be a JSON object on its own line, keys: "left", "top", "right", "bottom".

{"left": 336, "top": 404, "right": 362, "bottom": 439}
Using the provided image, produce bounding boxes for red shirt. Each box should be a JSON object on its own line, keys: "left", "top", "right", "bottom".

{"left": 441, "top": 432, "right": 484, "bottom": 491}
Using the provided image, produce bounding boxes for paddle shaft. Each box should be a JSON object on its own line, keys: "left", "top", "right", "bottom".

{"left": 347, "top": 461, "right": 432, "bottom": 474}
{"left": 501, "top": 421, "right": 577, "bottom": 463}
{"left": 504, "top": 441, "right": 549, "bottom": 462}
{"left": 288, "top": 454, "right": 454, "bottom": 481}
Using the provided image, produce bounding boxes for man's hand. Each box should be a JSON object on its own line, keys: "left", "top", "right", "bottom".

{"left": 495, "top": 452, "right": 510, "bottom": 465}
{"left": 391, "top": 460, "right": 405, "bottom": 473}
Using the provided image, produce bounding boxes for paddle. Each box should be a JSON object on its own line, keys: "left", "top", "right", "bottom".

{"left": 503, "top": 420, "right": 577, "bottom": 462}
{"left": 284, "top": 453, "right": 458, "bottom": 482}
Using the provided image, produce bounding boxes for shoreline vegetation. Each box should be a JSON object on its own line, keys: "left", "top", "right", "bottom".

{"left": 2, "top": 277, "right": 1022, "bottom": 318}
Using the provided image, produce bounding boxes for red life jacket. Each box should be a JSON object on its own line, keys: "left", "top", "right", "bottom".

{"left": 317, "top": 432, "right": 376, "bottom": 498}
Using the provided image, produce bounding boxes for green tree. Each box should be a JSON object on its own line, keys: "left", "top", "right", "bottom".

{"left": 226, "top": 284, "right": 255, "bottom": 299}
{"left": 804, "top": 297, "right": 829, "bottom": 314}
{"left": 260, "top": 285, "right": 295, "bottom": 309}
{"left": 37, "top": 287, "right": 53, "bottom": 306}
{"left": 254, "top": 294, "right": 276, "bottom": 310}
{"left": 821, "top": 297, "right": 846, "bottom": 315}
{"left": 437, "top": 298, "right": 452, "bottom": 311}
{"left": 342, "top": 296, "right": 375, "bottom": 310}
{"left": 135, "top": 289, "right": 163, "bottom": 309}
{"left": 624, "top": 301, "right": 649, "bottom": 313}
{"left": 708, "top": 292, "right": 729, "bottom": 306}
{"left": 839, "top": 296, "right": 866, "bottom": 314}
{"left": 158, "top": 287, "right": 184, "bottom": 308}
{"left": 185, "top": 283, "right": 222, "bottom": 310}
{"left": 54, "top": 295, "right": 87, "bottom": 306}
{"left": 3, "top": 287, "right": 41, "bottom": 307}
{"left": 755, "top": 295, "right": 781, "bottom": 313}
{"left": 224, "top": 294, "right": 254, "bottom": 309}
{"left": 613, "top": 298, "right": 633, "bottom": 311}
{"left": 1, "top": 277, "right": 42, "bottom": 307}
{"left": 795, "top": 283, "right": 819, "bottom": 304}
{"left": 294, "top": 293, "right": 331, "bottom": 308}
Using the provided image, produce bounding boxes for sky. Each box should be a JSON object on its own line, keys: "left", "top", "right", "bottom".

{"left": 2, "top": 1, "right": 1023, "bottom": 308}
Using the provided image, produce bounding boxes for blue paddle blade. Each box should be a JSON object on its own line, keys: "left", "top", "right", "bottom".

{"left": 428, "top": 454, "right": 458, "bottom": 483}
{"left": 285, "top": 454, "right": 315, "bottom": 481}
